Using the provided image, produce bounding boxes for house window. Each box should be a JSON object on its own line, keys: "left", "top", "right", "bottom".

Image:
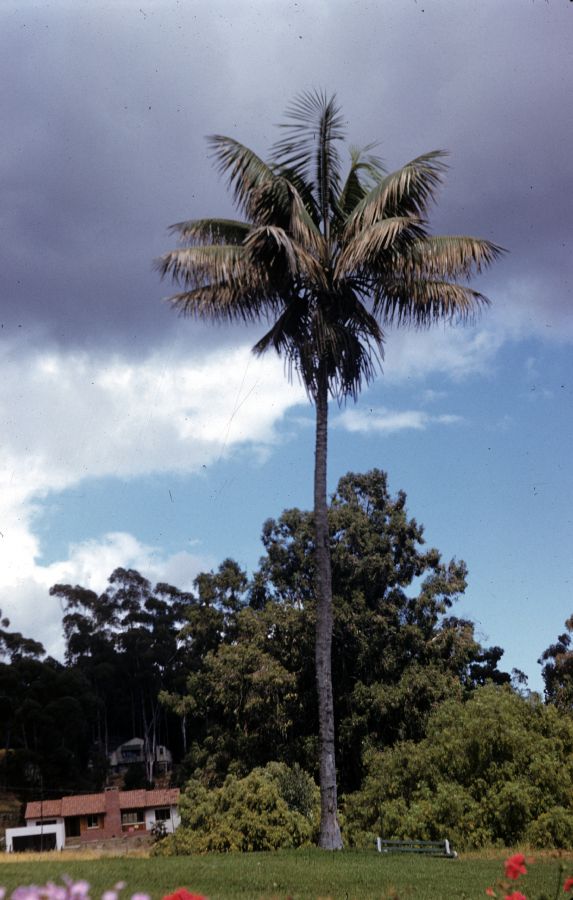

{"left": 36, "top": 819, "right": 57, "bottom": 826}
{"left": 154, "top": 807, "right": 170, "bottom": 821}
{"left": 121, "top": 748, "right": 141, "bottom": 760}
{"left": 86, "top": 814, "right": 100, "bottom": 829}
{"left": 121, "top": 810, "right": 144, "bottom": 826}
{"left": 65, "top": 817, "right": 81, "bottom": 838}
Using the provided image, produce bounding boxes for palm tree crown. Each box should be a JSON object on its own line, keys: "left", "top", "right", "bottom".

{"left": 158, "top": 89, "right": 502, "bottom": 403}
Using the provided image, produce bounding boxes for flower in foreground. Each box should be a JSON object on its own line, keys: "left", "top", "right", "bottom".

{"left": 504, "top": 854, "right": 528, "bottom": 880}
{"left": 504, "top": 893, "right": 526, "bottom": 900}
{"left": 564, "top": 876, "right": 573, "bottom": 894}
{"left": 162, "top": 892, "right": 207, "bottom": 900}
{"left": 0, "top": 886, "right": 209, "bottom": 900}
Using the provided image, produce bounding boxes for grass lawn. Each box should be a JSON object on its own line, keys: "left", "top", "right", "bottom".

{"left": 0, "top": 849, "right": 570, "bottom": 899}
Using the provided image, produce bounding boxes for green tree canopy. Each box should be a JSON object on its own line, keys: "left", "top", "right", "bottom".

{"left": 540, "top": 615, "right": 573, "bottom": 711}
{"left": 252, "top": 469, "right": 509, "bottom": 790}
{"left": 344, "top": 684, "right": 573, "bottom": 850}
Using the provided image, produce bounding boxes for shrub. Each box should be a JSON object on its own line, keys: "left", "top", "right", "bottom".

{"left": 153, "top": 762, "right": 319, "bottom": 854}
{"left": 526, "top": 807, "right": 573, "bottom": 849}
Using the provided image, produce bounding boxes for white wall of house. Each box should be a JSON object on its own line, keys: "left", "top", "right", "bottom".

{"left": 144, "top": 804, "right": 180, "bottom": 834}
{"left": 26, "top": 816, "right": 65, "bottom": 829}
{"left": 6, "top": 823, "right": 65, "bottom": 852}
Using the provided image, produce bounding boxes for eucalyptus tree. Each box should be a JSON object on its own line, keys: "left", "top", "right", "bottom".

{"left": 157, "top": 90, "right": 502, "bottom": 848}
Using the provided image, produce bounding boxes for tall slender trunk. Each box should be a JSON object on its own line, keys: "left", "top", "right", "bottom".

{"left": 314, "top": 364, "right": 343, "bottom": 850}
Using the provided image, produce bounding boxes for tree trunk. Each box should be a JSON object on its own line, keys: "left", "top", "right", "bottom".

{"left": 314, "top": 365, "right": 343, "bottom": 850}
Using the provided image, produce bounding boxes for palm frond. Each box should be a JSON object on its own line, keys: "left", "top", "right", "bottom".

{"left": 335, "top": 216, "right": 424, "bottom": 277}
{"left": 156, "top": 244, "right": 248, "bottom": 288}
{"left": 395, "top": 235, "right": 506, "bottom": 279}
{"left": 374, "top": 278, "right": 490, "bottom": 326}
{"left": 168, "top": 218, "right": 251, "bottom": 245}
{"left": 244, "top": 225, "right": 327, "bottom": 287}
{"left": 248, "top": 176, "right": 325, "bottom": 255}
{"left": 318, "top": 317, "right": 382, "bottom": 403}
{"left": 253, "top": 295, "right": 317, "bottom": 392}
{"left": 272, "top": 90, "right": 345, "bottom": 231}
{"left": 344, "top": 151, "right": 449, "bottom": 238}
{"left": 165, "top": 283, "right": 281, "bottom": 323}
{"left": 253, "top": 295, "right": 309, "bottom": 357}
{"left": 254, "top": 287, "right": 384, "bottom": 403}
{"left": 207, "top": 135, "right": 283, "bottom": 222}
{"left": 337, "top": 144, "right": 386, "bottom": 218}
{"left": 275, "top": 165, "right": 321, "bottom": 225}
{"left": 286, "top": 182, "right": 326, "bottom": 257}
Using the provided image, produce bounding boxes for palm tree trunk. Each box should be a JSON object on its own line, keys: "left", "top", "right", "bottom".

{"left": 314, "top": 363, "right": 343, "bottom": 850}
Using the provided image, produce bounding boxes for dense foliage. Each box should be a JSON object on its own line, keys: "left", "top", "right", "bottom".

{"left": 344, "top": 684, "right": 573, "bottom": 849}
{"left": 153, "top": 763, "right": 319, "bottom": 854}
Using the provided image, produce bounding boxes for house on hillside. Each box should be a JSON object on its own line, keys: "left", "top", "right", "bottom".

{"left": 5, "top": 786, "right": 180, "bottom": 852}
{"left": 108, "top": 738, "right": 173, "bottom": 775}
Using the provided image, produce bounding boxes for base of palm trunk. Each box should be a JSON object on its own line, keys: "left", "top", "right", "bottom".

{"left": 318, "top": 813, "right": 343, "bottom": 850}
{"left": 318, "top": 781, "right": 343, "bottom": 849}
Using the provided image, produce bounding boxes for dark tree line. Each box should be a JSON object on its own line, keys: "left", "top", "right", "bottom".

{"left": 1, "top": 469, "right": 566, "bottom": 809}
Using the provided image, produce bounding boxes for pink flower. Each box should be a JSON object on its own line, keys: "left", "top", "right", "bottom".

{"left": 564, "top": 876, "right": 573, "bottom": 893}
{"left": 12, "top": 889, "right": 44, "bottom": 900}
{"left": 44, "top": 885, "right": 67, "bottom": 900}
{"left": 101, "top": 883, "right": 125, "bottom": 900}
{"left": 162, "top": 892, "right": 208, "bottom": 900}
{"left": 504, "top": 854, "right": 528, "bottom": 880}
{"left": 486, "top": 889, "right": 496, "bottom": 897}
{"left": 67, "top": 881, "right": 90, "bottom": 899}
{"left": 504, "top": 893, "right": 526, "bottom": 900}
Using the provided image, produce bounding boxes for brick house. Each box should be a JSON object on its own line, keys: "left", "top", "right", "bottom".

{"left": 5, "top": 787, "right": 180, "bottom": 851}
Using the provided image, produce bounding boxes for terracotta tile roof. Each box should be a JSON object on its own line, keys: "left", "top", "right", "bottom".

{"left": 25, "top": 798, "right": 64, "bottom": 819}
{"left": 25, "top": 788, "right": 179, "bottom": 820}
{"left": 119, "top": 788, "right": 180, "bottom": 809}
{"left": 62, "top": 793, "right": 107, "bottom": 816}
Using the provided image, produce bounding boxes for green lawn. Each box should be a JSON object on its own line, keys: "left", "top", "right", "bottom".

{"left": 0, "top": 850, "right": 569, "bottom": 899}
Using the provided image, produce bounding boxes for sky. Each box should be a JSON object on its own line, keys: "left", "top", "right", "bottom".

{"left": 1, "top": 0, "right": 571, "bottom": 693}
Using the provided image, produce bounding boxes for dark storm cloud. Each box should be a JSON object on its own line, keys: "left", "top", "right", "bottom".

{"left": 1, "top": 0, "right": 571, "bottom": 354}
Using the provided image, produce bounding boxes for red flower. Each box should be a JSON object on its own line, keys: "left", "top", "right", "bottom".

{"left": 504, "top": 854, "right": 528, "bottom": 880}
{"left": 162, "top": 891, "right": 207, "bottom": 900}
{"left": 486, "top": 889, "right": 496, "bottom": 897}
{"left": 564, "top": 876, "right": 573, "bottom": 893}
{"left": 504, "top": 893, "right": 526, "bottom": 900}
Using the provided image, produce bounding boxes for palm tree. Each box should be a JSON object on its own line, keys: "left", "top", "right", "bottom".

{"left": 157, "top": 90, "right": 503, "bottom": 849}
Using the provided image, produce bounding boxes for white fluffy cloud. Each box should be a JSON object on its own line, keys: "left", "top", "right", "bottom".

{"left": 2, "top": 532, "right": 213, "bottom": 661}
{"left": 382, "top": 323, "right": 505, "bottom": 383}
{"left": 0, "top": 342, "right": 307, "bottom": 654}
{"left": 336, "top": 407, "right": 463, "bottom": 436}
